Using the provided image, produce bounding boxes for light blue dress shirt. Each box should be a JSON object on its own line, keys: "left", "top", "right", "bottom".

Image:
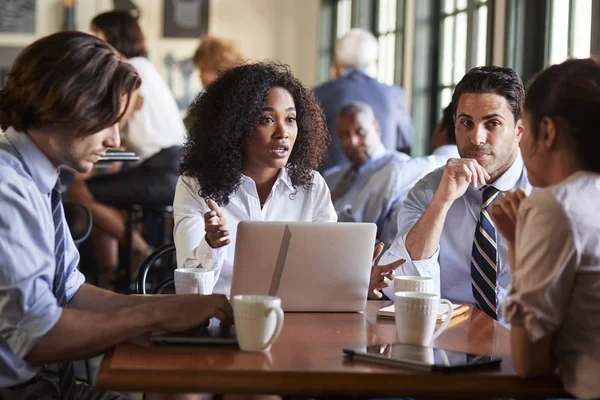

{"left": 380, "top": 153, "right": 532, "bottom": 325}
{"left": 323, "top": 145, "right": 410, "bottom": 243}
{"left": 0, "top": 128, "right": 85, "bottom": 387}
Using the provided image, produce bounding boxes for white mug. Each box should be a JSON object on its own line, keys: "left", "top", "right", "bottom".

{"left": 233, "top": 295, "right": 284, "bottom": 352}
{"left": 394, "top": 276, "right": 435, "bottom": 294}
{"left": 174, "top": 268, "right": 214, "bottom": 295}
{"left": 394, "top": 291, "right": 452, "bottom": 346}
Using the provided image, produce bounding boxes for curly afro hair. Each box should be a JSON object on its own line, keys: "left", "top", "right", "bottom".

{"left": 180, "top": 62, "right": 329, "bottom": 206}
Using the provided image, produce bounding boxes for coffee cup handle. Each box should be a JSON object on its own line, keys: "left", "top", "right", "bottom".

{"left": 431, "top": 299, "right": 453, "bottom": 342}
{"left": 262, "top": 306, "right": 284, "bottom": 350}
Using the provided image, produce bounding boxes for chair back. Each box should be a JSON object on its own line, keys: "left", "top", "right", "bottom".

{"left": 63, "top": 201, "right": 92, "bottom": 245}
{"left": 136, "top": 242, "right": 176, "bottom": 294}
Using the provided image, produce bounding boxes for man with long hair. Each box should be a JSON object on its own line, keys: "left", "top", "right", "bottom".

{"left": 0, "top": 31, "right": 231, "bottom": 399}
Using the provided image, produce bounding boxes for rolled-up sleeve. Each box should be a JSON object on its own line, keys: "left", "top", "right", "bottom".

{"left": 173, "top": 176, "right": 226, "bottom": 286}
{"left": 502, "top": 192, "right": 576, "bottom": 342}
{"left": 0, "top": 182, "right": 63, "bottom": 358}
{"left": 379, "top": 173, "right": 442, "bottom": 298}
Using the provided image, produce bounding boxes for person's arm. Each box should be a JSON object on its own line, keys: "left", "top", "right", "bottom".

{"left": 496, "top": 192, "right": 577, "bottom": 378}
{"left": 173, "top": 176, "right": 228, "bottom": 275}
{"left": 26, "top": 292, "right": 232, "bottom": 366}
{"left": 405, "top": 158, "right": 489, "bottom": 260}
{"left": 311, "top": 171, "right": 338, "bottom": 222}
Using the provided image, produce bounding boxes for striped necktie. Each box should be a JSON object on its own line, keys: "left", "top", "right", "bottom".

{"left": 471, "top": 186, "right": 500, "bottom": 319}
{"left": 331, "top": 166, "right": 358, "bottom": 203}
{"left": 51, "top": 181, "right": 76, "bottom": 400}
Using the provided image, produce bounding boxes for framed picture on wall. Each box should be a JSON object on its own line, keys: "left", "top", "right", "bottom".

{"left": 163, "top": 0, "right": 209, "bottom": 38}
{"left": 0, "top": 0, "right": 35, "bottom": 33}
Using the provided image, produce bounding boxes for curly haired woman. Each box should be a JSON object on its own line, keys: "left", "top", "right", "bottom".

{"left": 173, "top": 62, "right": 337, "bottom": 296}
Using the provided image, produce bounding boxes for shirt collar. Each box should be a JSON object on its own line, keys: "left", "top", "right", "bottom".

{"left": 5, "top": 127, "right": 59, "bottom": 195}
{"left": 240, "top": 167, "right": 295, "bottom": 192}
{"left": 485, "top": 151, "right": 525, "bottom": 192}
{"left": 433, "top": 144, "right": 460, "bottom": 158}
{"left": 341, "top": 67, "right": 367, "bottom": 78}
{"left": 357, "top": 144, "right": 387, "bottom": 172}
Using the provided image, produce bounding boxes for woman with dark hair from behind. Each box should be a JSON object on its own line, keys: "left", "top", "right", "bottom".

{"left": 174, "top": 62, "right": 337, "bottom": 297}
{"left": 490, "top": 58, "right": 600, "bottom": 400}
{"left": 69, "top": 10, "right": 187, "bottom": 288}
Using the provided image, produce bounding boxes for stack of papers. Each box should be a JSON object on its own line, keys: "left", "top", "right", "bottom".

{"left": 377, "top": 303, "right": 470, "bottom": 322}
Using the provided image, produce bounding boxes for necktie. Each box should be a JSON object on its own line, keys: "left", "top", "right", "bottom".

{"left": 331, "top": 167, "right": 358, "bottom": 203}
{"left": 51, "top": 181, "right": 76, "bottom": 400}
{"left": 471, "top": 186, "right": 500, "bottom": 319}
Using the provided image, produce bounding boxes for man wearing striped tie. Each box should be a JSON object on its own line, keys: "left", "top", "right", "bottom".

{"left": 379, "top": 66, "right": 533, "bottom": 325}
{"left": 0, "top": 32, "right": 232, "bottom": 399}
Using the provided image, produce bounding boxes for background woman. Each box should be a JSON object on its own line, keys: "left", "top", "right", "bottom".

{"left": 491, "top": 58, "right": 600, "bottom": 400}
{"left": 70, "top": 11, "right": 186, "bottom": 288}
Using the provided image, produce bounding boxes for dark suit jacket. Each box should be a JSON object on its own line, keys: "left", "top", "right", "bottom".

{"left": 314, "top": 68, "right": 414, "bottom": 170}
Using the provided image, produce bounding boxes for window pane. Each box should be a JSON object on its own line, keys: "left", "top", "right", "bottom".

{"left": 549, "top": 0, "right": 570, "bottom": 65}
{"left": 573, "top": 0, "right": 592, "bottom": 58}
{"left": 456, "top": 0, "right": 467, "bottom": 10}
{"left": 378, "top": 33, "right": 396, "bottom": 85}
{"left": 440, "top": 88, "right": 453, "bottom": 114}
{"left": 454, "top": 11, "right": 468, "bottom": 82}
{"left": 476, "top": 5, "right": 488, "bottom": 66}
{"left": 444, "top": 0, "right": 454, "bottom": 14}
{"left": 441, "top": 16, "right": 455, "bottom": 86}
{"left": 336, "top": 0, "right": 352, "bottom": 38}
{"left": 379, "top": 0, "right": 398, "bottom": 33}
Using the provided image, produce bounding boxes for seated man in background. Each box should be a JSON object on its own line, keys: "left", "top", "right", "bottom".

{"left": 315, "top": 28, "right": 413, "bottom": 170}
{"left": 379, "top": 104, "right": 460, "bottom": 246}
{"left": 379, "top": 66, "right": 532, "bottom": 323}
{"left": 0, "top": 31, "right": 232, "bottom": 400}
{"left": 323, "top": 101, "right": 410, "bottom": 246}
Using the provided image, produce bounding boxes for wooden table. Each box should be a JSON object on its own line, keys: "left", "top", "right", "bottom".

{"left": 96, "top": 301, "right": 569, "bottom": 398}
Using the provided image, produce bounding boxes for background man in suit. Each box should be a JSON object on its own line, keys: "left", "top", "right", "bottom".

{"left": 314, "top": 28, "right": 413, "bottom": 170}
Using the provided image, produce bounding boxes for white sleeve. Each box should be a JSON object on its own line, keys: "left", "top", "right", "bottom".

{"left": 173, "top": 176, "right": 226, "bottom": 286}
{"left": 311, "top": 172, "right": 338, "bottom": 222}
{"left": 379, "top": 173, "right": 442, "bottom": 299}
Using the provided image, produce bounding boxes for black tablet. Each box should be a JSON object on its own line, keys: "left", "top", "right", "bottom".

{"left": 150, "top": 321, "right": 237, "bottom": 345}
{"left": 343, "top": 343, "right": 501, "bottom": 372}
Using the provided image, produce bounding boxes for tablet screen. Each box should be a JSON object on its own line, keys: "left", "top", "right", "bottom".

{"left": 151, "top": 320, "right": 237, "bottom": 345}
{"left": 344, "top": 343, "right": 501, "bottom": 371}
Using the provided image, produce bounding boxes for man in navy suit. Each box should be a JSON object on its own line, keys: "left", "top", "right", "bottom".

{"left": 315, "top": 28, "right": 414, "bottom": 170}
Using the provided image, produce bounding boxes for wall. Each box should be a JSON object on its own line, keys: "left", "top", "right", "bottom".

{"left": 0, "top": 0, "right": 321, "bottom": 97}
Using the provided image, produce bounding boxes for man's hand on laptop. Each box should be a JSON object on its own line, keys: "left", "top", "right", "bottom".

{"left": 205, "top": 199, "right": 230, "bottom": 248}
{"left": 368, "top": 242, "right": 405, "bottom": 299}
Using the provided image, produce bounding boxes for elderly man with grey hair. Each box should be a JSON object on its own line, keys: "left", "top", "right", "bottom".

{"left": 324, "top": 101, "right": 411, "bottom": 247}
{"left": 315, "top": 28, "right": 414, "bottom": 170}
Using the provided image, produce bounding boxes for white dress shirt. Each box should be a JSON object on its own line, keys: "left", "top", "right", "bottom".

{"left": 174, "top": 168, "right": 337, "bottom": 297}
{"left": 380, "top": 153, "right": 532, "bottom": 324}
{"left": 124, "top": 57, "right": 186, "bottom": 164}
{"left": 324, "top": 145, "right": 410, "bottom": 242}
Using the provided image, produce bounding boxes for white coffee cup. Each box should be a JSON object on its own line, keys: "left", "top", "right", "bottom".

{"left": 174, "top": 268, "right": 214, "bottom": 295}
{"left": 394, "top": 291, "right": 453, "bottom": 346}
{"left": 232, "top": 295, "right": 284, "bottom": 352}
{"left": 394, "top": 276, "right": 435, "bottom": 294}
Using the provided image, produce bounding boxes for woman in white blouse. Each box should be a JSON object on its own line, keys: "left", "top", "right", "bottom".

{"left": 491, "top": 58, "right": 600, "bottom": 399}
{"left": 174, "top": 62, "right": 337, "bottom": 297}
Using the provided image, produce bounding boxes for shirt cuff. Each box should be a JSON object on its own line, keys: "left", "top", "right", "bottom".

{"left": 503, "top": 291, "right": 557, "bottom": 342}
{"left": 3, "top": 289, "right": 63, "bottom": 359}
{"left": 380, "top": 233, "right": 441, "bottom": 299}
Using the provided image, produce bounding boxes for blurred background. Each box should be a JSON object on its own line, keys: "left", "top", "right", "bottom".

{"left": 1, "top": 0, "right": 598, "bottom": 156}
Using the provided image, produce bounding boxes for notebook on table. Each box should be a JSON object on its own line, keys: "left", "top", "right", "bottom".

{"left": 377, "top": 303, "right": 470, "bottom": 322}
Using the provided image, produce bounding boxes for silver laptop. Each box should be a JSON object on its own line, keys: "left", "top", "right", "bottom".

{"left": 230, "top": 221, "right": 377, "bottom": 312}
